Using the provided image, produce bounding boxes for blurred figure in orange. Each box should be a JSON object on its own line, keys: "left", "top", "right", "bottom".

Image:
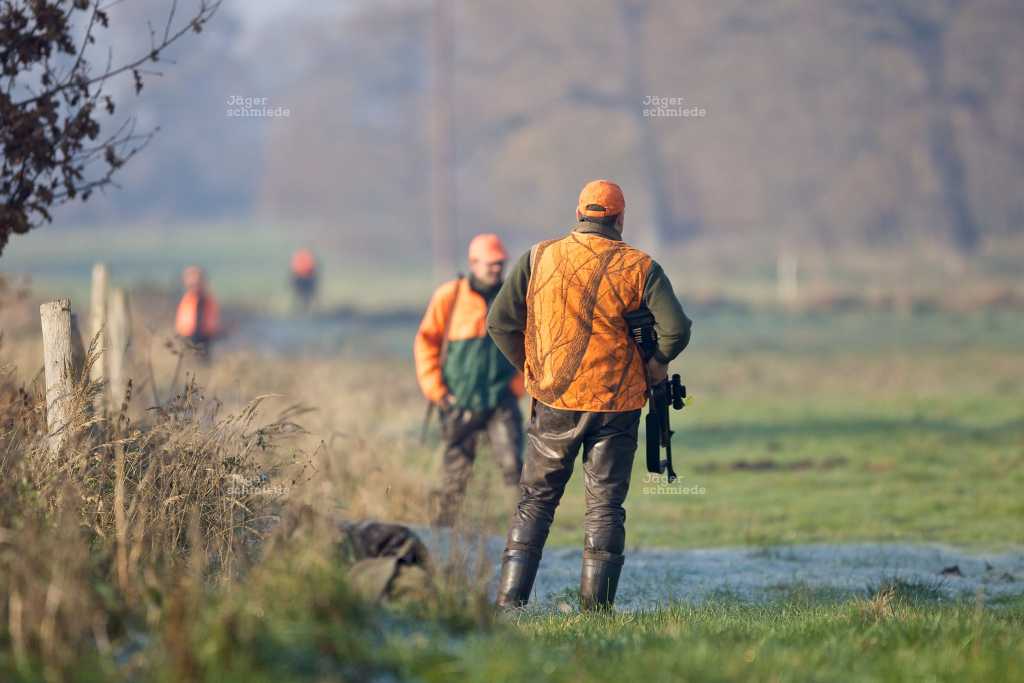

{"left": 175, "top": 266, "right": 221, "bottom": 358}
{"left": 290, "top": 248, "right": 318, "bottom": 312}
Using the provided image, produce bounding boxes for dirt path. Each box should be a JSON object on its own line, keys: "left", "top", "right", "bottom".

{"left": 416, "top": 528, "right": 1024, "bottom": 610}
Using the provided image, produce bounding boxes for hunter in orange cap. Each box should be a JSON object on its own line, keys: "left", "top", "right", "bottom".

{"left": 290, "top": 248, "right": 318, "bottom": 312}
{"left": 488, "top": 178, "right": 693, "bottom": 610}
{"left": 414, "top": 232, "right": 524, "bottom": 526}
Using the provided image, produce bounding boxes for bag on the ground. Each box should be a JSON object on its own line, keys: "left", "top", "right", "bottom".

{"left": 338, "top": 521, "right": 434, "bottom": 603}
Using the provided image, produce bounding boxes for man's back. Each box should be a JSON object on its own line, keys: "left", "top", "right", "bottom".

{"left": 489, "top": 222, "right": 691, "bottom": 412}
{"left": 524, "top": 230, "right": 652, "bottom": 411}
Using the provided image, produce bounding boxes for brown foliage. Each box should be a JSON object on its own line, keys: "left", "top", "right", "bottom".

{"left": 0, "top": 0, "right": 221, "bottom": 255}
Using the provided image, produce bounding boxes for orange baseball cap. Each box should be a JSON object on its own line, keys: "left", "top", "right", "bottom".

{"left": 577, "top": 179, "right": 625, "bottom": 218}
{"left": 291, "top": 248, "right": 316, "bottom": 277}
{"left": 468, "top": 233, "right": 508, "bottom": 263}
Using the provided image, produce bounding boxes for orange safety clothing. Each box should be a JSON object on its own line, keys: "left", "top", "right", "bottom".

{"left": 577, "top": 179, "right": 625, "bottom": 219}
{"left": 175, "top": 289, "right": 222, "bottom": 339}
{"left": 524, "top": 231, "right": 652, "bottom": 411}
{"left": 415, "top": 277, "right": 524, "bottom": 409}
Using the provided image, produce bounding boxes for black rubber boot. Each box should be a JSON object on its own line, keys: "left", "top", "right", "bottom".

{"left": 579, "top": 554, "right": 624, "bottom": 610}
{"left": 495, "top": 549, "right": 540, "bottom": 608}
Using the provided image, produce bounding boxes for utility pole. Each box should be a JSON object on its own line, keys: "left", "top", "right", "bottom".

{"left": 431, "top": 0, "right": 456, "bottom": 282}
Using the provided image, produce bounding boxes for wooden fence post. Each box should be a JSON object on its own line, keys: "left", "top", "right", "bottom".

{"left": 108, "top": 288, "right": 132, "bottom": 413}
{"left": 40, "top": 299, "right": 76, "bottom": 458}
{"left": 90, "top": 263, "right": 109, "bottom": 410}
{"left": 70, "top": 313, "right": 86, "bottom": 382}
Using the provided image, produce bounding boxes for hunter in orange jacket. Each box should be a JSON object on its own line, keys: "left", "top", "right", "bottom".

{"left": 290, "top": 248, "right": 318, "bottom": 312}
{"left": 414, "top": 234, "right": 525, "bottom": 526}
{"left": 488, "top": 180, "right": 692, "bottom": 610}
{"left": 175, "top": 266, "right": 221, "bottom": 356}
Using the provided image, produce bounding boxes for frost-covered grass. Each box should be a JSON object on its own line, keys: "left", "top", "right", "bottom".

{"left": 107, "top": 569, "right": 1024, "bottom": 682}
{"left": 21, "top": 546, "right": 1020, "bottom": 682}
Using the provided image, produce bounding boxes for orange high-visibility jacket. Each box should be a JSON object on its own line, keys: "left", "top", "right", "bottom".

{"left": 175, "top": 290, "right": 222, "bottom": 339}
{"left": 414, "top": 278, "right": 524, "bottom": 409}
{"left": 524, "top": 232, "right": 652, "bottom": 411}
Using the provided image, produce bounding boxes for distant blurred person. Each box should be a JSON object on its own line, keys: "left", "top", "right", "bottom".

{"left": 175, "top": 266, "right": 222, "bottom": 358}
{"left": 290, "top": 248, "right": 318, "bottom": 312}
{"left": 414, "top": 233, "right": 525, "bottom": 526}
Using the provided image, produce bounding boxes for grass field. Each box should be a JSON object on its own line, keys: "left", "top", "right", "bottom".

{"left": 119, "top": 556, "right": 1024, "bottom": 683}
{"left": 149, "top": 309, "right": 1020, "bottom": 552}
{"left": 1, "top": 255, "right": 1023, "bottom": 680}
{"left": 1, "top": 222, "right": 436, "bottom": 310}
{"left": 6, "top": 223, "right": 1024, "bottom": 312}
{"left": 21, "top": 546, "right": 1022, "bottom": 681}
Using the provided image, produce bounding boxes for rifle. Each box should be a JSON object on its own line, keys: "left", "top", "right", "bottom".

{"left": 624, "top": 306, "right": 687, "bottom": 483}
{"left": 419, "top": 275, "right": 464, "bottom": 444}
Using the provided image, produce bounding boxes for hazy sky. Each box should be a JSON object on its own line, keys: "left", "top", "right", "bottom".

{"left": 228, "top": 0, "right": 356, "bottom": 48}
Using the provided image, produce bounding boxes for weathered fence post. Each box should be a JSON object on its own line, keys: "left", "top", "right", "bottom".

{"left": 90, "top": 263, "right": 109, "bottom": 410}
{"left": 70, "top": 313, "right": 86, "bottom": 382}
{"left": 40, "top": 299, "right": 76, "bottom": 458}
{"left": 108, "top": 288, "right": 132, "bottom": 412}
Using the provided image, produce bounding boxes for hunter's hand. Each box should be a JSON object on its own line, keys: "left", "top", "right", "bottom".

{"left": 647, "top": 358, "right": 669, "bottom": 383}
{"left": 440, "top": 394, "right": 457, "bottom": 409}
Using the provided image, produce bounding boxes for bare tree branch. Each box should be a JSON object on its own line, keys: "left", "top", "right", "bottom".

{"left": 0, "top": 0, "right": 221, "bottom": 254}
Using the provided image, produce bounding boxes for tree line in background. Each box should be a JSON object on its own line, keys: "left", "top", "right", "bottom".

{"left": 4, "top": 0, "right": 1023, "bottom": 262}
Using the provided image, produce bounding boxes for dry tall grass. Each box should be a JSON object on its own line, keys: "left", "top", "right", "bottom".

{"left": 0, "top": 336, "right": 313, "bottom": 677}
{"left": 0, "top": 283, "right": 510, "bottom": 678}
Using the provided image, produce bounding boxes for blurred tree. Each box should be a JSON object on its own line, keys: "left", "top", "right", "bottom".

{"left": 850, "top": 0, "right": 982, "bottom": 252}
{"left": 0, "top": 0, "right": 220, "bottom": 256}
{"left": 566, "top": 0, "right": 701, "bottom": 250}
{"left": 254, "top": 0, "right": 1024, "bottom": 259}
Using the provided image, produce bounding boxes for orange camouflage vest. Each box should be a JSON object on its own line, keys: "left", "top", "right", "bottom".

{"left": 524, "top": 231, "right": 653, "bottom": 412}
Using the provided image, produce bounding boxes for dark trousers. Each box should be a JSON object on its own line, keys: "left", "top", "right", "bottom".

{"left": 504, "top": 401, "right": 640, "bottom": 563}
{"left": 433, "top": 393, "right": 524, "bottom": 525}
{"left": 292, "top": 274, "right": 316, "bottom": 310}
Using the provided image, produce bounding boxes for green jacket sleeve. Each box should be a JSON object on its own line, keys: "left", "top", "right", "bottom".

{"left": 487, "top": 249, "right": 532, "bottom": 371}
{"left": 642, "top": 261, "right": 692, "bottom": 364}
